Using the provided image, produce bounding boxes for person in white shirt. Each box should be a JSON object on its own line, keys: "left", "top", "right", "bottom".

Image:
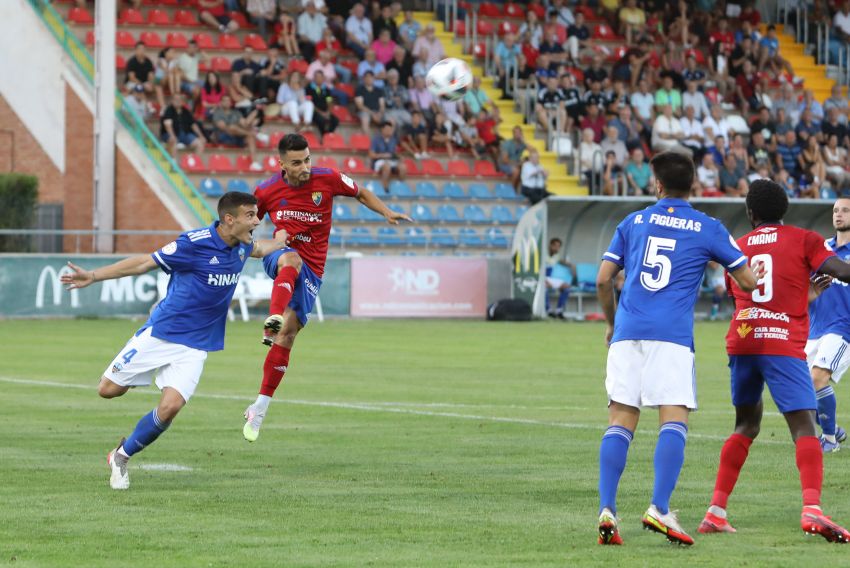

{"left": 697, "top": 153, "right": 720, "bottom": 192}
{"left": 679, "top": 105, "right": 705, "bottom": 157}
{"left": 829, "top": 1, "right": 850, "bottom": 64}
{"left": 520, "top": 149, "right": 552, "bottom": 204}
{"left": 345, "top": 3, "right": 373, "bottom": 59}
{"left": 682, "top": 81, "right": 710, "bottom": 120}
{"left": 578, "top": 127, "right": 603, "bottom": 188}
{"left": 702, "top": 104, "right": 730, "bottom": 148}
{"left": 630, "top": 79, "right": 655, "bottom": 128}
{"left": 652, "top": 104, "right": 691, "bottom": 156}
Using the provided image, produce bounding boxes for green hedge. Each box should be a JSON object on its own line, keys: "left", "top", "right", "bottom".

{"left": 0, "top": 173, "right": 39, "bottom": 252}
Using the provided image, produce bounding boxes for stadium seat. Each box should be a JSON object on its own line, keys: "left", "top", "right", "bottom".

{"left": 442, "top": 182, "right": 465, "bottom": 199}
{"left": 593, "top": 24, "right": 619, "bottom": 40}
{"left": 174, "top": 10, "right": 201, "bottom": 26}
{"left": 234, "top": 155, "right": 259, "bottom": 173}
{"left": 474, "top": 161, "right": 502, "bottom": 178}
{"left": 348, "top": 227, "right": 376, "bottom": 246}
{"left": 192, "top": 33, "right": 215, "bottom": 49}
{"left": 208, "top": 154, "right": 235, "bottom": 173}
{"left": 211, "top": 56, "right": 231, "bottom": 73}
{"left": 349, "top": 133, "right": 371, "bottom": 151}
{"left": 498, "top": 21, "right": 519, "bottom": 36}
{"left": 228, "top": 11, "right": 252, "bottom": 28}
{"left": 218, "top": 34, "right": 242, "bottom": 50}
{"left": 476, "top": 21, "right": 495, "bottom": 36}
{"left": 494, "top": 182, "right": 518, "bottom": 199}
{"left": 85, "top": 30, "right": 94, "bottom": 47}
{"left": 447, "top": 160, "right": 473, "bottom": 177}
{"left": 821, "top": 186, "right": 838, "bottom": 199}
{"left": 490, "top": 205, "right": 513, "bottom": 223}
{"left": 287, "top": 59, "right": 309, "bottom": 75}
{"left": 180, "top": 153, "right": 205, "bottom": 173}
{"left": 357, "top": 204, "right": 384, "bottom": 221}
{"left": 226, "top": 179, "right": 252, "bottom": 193}
{"left": 244, "top": 34, "right": 268, "bottom": 51}
{"left": 116, "top": 31, "right": 136, "bottom": 48}
{"left": 454, "top": 20, "right": 466, "bottom": 35}
{"left": 322, "top": 132, "right": 346, "bottom": 151}
{"left": 140, "top": 31, "right": 164, "bottom": 48}
{"left": 332, "top": 105, "right": 354, "bottom": 123}
{"left": 478, "top": 2, "right": 502, "bottom": 17}
{"left": 329, "top": 225, "right": 342, "bottom": 246}
{"left": 529, "top": 3, "right": 546, "bottom": 17}
{"left": 516, "top": 206, "right": 528, "bottom": 218}
{"left": 116, "top": 54, "right": 127, "bottom": 70}
{"left": 468, "top": 183, "right": 493, "bottom": 199}
{"left": 463, "top": 204, "right": 487, "bottom": 223}
{"left": 316, "top": 156, "right": 339, "bottom": 170}
{"left": 402, "top": 158, "right": 421, "bottom": 175}
{"left": 405, "top": 226, "right": 427, "bottom": 246}
{"left": 147, "top": 9, "right": 170, "bottom": 25}
{"left": 504, "top": 2, "right": 524, "bottom": 18}
{"left": 486, "top": 227, "right": 509, "bottom": 247}
{"left": 301, "top": 131, "right": 319, "bottom": 148}
{"left": 333, "top": 203, "right": 354, "bottom": 220}
{"left": 119, "top": 8, "right": 144, "bottom": 24}
{"left": 437, "top": 204, "right": 461, "bottom": 222}
{"left": 459, "top": 228, "right": 484, "bottom": 247}
{"left": 68, "top": 6, "right": 94, "bottom": 24}
{"left": 337, "top": 83, "right": 356, "bottom": 99}
{"left": 340, "top": 156, "right": 370, "bottom": 175}
{"left": 472, "top": 42, "right": 487, "bottom": 59}
{"left": 362, "top": 180, "right": 384, "bottom": 194}
{"left": 388, "top": 203, "right": 406, "bottom": 215}
{"left": 389, "top": 180, "right": 414, "bottom": 198}
{"left": 421, "top": 159, "right": 446, "bottom": 176}
{"left": 411, "top": 203, "right": 434, "bottom": 221}
{"left": 377, "top": 227, "right": 404, "bottom": 246}
{"left": 199, "top": 177, "right": 223, "bottom": 197}
{"left": 576, "top": 263, "right": 599, "bottom": 292}
{"left": 431, "top": 227, "right": 458, "bottom": 247}
{"left": 415, "top": 181, "right": 439, "bottom": 198}
{"left": 166, "top": 32, "right": 189, "bottom": 49}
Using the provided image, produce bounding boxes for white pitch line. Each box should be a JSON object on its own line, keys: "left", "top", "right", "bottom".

{"left": 137, "top": 463, "right": 193, "bottom": 472}
{"left": 0, "top": 376, "right": 791, "bottom": 445}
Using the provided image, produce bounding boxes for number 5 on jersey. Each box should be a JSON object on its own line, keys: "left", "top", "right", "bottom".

{"left": 641, "top": 236, "right": 677, "bottom": 291}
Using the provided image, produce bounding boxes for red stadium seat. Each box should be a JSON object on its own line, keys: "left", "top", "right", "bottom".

{"left": 322, "top": 132, "right": 346, "bottom": 150}
{"left": 447, "top": 160, "right": 473, "bottom": 177}
{"left": 301, "top": 131, "right": 320, "bottom": 148}
{"left": 478, "top": 2, "right": 502, "bottom": 17}
{"left": 498, "top": 22, "right": 519, "bottom": 36}
{"left": 702, "top": 189, "right": 724, "bottom": 198}
{"left": 68, "top": 6, "right": 94, "bottom": 24}
{"left": 116, "top": 55, "right": 127, "bottom": 70}
{"left": 474, "top": 160, "right": 502, "bottom": 177}
{"left": 235, "top": 155, "right": 257, "bottom": 172}
{"left": 192, "top": 33, "right": 215, "bottom": 49}
{"left": 403, "top": 158, "right": 421, "bottom": 175}
{"left": 166, "top": 32, "right": 189, "bottom": 49}
{"left": 244, "top": 34, "right": 267, "bottom": 50}
{"left": 287, "top": 59, "right": 309, "bottom": 75}
{"left": 349, "top": 133, "right": 370, "bottom": 151}
{"left": 269, "top": 131, "right": 286, "bottom": 149}
{"left": 336, "top": 83, "right": 355, "bottom": 99}
{"left": 208, "top": 154, "right": 236, "bottom": 173}
{"left": 174, "top": 10, "right": 201, "bottom": 27}
{"left": 263, "top": 155, "right": 279, "bottom": 172}
{"left": 210, "top": 56, "right": 231, "bottom": 73}
{"left": 339, "top": 60, "right": 359, "bottom": 75}
{"left": 608, "top": 45, "right": 627, "bottom": 63}
{"left": 340, "top": 156, "right": 370, "bottom": 175}
{"left": 119, "top": 8, "right": 144, "bottom": 25}
{"left": 316, "top": 156, "right": 339, "bottom": 170}
{"left": 85, "top": 30, "right": 94, "bottom": 47}
{"left": 218, "top": 34, "right": 242, "bottom": 50}
{"left": 421, "top": 159, "right": 445, "bottom": 176}
{"left": 476, "top": 21, "right": 494, "bottom": 36}
{"left": 472, "top": 42, "right": 487, "bottom": 58}
{"left": 180, "top": 153, "right": 205, "bottom": 173}
{"left": 454, "top": 20, "right": 465, "bottom": 35}
{"left": 228, "top": 11, "right": 252, "bottom": 28}
{"left": 529, "top": 3, "right": 546, "bottom": 18}
{"left": 576, "top": 5, "right": 601, "bottom": 21}
{"left": 331, "top": 105, "right": 354, "bottom": 123}
{"left": 140, "top": 31, "right": 164, "bottom": 48}
{"left": 116, "top": 31, "right": 136, "bottom": 48}
{"left": 147, "top": 9, "right": 170, "bottom": 26}
{"left": 593, "top": 24, "right": 619, "bottom": 41}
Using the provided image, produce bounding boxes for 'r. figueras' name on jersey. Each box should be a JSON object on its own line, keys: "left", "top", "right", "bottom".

{"left": 208, "top": 273, "right": 240, "bottom": 286}
{"left": 634, "top": 213, "right": 703, "bottom": 232}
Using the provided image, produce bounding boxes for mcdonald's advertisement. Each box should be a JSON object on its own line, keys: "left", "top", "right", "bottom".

{"left": 510, "top": 204, "right": 546, "bottom": 306}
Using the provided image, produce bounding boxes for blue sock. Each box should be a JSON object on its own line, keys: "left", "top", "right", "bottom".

{"left": 599, "top": 426, "right": 633, "bottom": 514}
{"left": 557, "top": 289, "right": 569, "bottom": 310}
{"left": 817, "top": 386, "right": 837, "bottom": 437}
{"left": 651, "top": 422, "right": 688, "bottom": 515}
{"left": 122, "top": 409, "right": 170, "bottom": 457}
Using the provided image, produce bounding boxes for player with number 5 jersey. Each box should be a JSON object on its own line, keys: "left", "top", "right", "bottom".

{"left": 595, "top": 152, "right": 759, "bottom": 547}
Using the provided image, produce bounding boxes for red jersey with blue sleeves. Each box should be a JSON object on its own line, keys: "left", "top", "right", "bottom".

{"left": 254, "top": 168, "right": 359, "bottom": 278}
{"left": 726, "top": 224, "right": 836, "bottom": 358}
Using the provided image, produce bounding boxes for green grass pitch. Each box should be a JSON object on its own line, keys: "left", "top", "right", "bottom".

{"left": 1, "top": 319, "right": 849, "bottom": 567}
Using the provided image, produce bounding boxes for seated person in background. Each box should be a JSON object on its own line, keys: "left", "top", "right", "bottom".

{"left": 719, "top": 152, "right": 748, "bottom": 197}
{"left": 430, "top": 110, "right": 455, "bottom": 158}
{"left": 400, "top": 110, "right": 431, "bottom": 159}
{"left": 125, "top": 42, "right": 155, "bottom": 97}
{"left": 304, "top": 70, "right": 339, "bottom": 142}
{"left": 369, "top": 121, "right": 407, "bottom": 193}
{"left": 276, "top": 72, "right": 314, "bottom": 131}
{"left": 455, "top": 114, "right": 486, "bottom": 161}
{"left": 545, "top": 237, "right": 576, "bottom": 319}
{"left": 520, "top": 149, "right": 552, "bottom": 205}
{"left": 651, "top": 104, "right": 691, "bottom": 156}
{"left": 160, "top": 93, "right": 206, "bottom": 158}
{"left": 499, "top": 126, "right": 528, "bottom": 189}
{"left": 211, "top": 94, "right": 262, "bottom": 172}
{"left": 624, "top": 148, "right": 652, "bottom": 196}
{"left": 704, "top": 261, "right": 727, "bottom": 321}
{"left": 697, "top": 153, "right": 721, "bottom": 194}
{"left": 476, "top": 110, "right": 502, "bottom": 165}
{"left": 198, "top": 0, "right": 239, "bottom": 34}
{"left": 355, "top": 71, "right": 386, "bottom": 135}
{"left": 578, "top": 127, "right": 602, "bottom": 187}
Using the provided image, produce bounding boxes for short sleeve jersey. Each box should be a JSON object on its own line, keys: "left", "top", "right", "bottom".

{"left": 726, "top": 224, "right": 835, "bottom": 358}
{"left": 603, "top": 198, "right": 747, "bottom": 349}
{"left": 254, "top": 168, "right": 360, "bottom": 277}
{"left": 146, "top": 222, "right": 253, "bottom": 352}
{"left": 810, "top": 238, "right": 850, "bottom": 342}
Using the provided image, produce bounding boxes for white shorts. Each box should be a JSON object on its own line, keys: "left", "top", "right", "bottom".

{"left": 546, "top": 277, "right": 567, "bottom": 289}
{"left": 606, "top": 340, "right": 697, "bottom": 410}
{"left": 805, "top": 334, "right": 850, "bottom": 382}
{"left": 103, "top": 327, "right": 208, "bottom": 402}
{"left": 708, "top": 276, "right": 726, "bottom": 290}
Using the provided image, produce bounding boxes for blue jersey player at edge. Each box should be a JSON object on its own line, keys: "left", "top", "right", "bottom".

{"left": 594, "top": 152, "right": 760, "bottom": 546}
{"left": 61, "top": 192, "right": 289, "bottom": 490}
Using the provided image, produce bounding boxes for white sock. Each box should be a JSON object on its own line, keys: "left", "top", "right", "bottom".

{"left": 116, "top": 446, "right": 130, "bottom": 459}
{"left": 824, "top": 434, "right": 837, "bottom": 444}
{"left": 254, "top": 394, "right": 272, "bottom": 411}
{"left": 708, "top": 505, "right": 726, "bottom": 519}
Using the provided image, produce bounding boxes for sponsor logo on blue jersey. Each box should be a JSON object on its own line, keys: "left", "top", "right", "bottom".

{"left": 208, "top": 273, "right": 241, "bottom": 286}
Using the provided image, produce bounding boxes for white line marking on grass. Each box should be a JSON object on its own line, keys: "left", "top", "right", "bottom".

{"left": 137, "top": 463, "right": 193, "bottom": 472}
{"left": 0, "top": 376, "right": 790, "bottom": 445}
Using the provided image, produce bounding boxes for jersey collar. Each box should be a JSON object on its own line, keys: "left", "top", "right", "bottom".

{"left": 657, "top": 198, "right": 692, "bottom": 208}
{"left": 209, "top": 221, "right": 233, "bottom": 250}
{"left": 829, "top": 236, "right": 849, "bottom": 253}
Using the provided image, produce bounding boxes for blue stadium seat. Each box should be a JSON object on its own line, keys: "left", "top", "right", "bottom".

{"left": 357, "top": 203, "right": 384, "bottom": 221}
{"left": 199, "top": 178, "right": 223, "bottom": 197}
{"left": 329, "top": 225, "right": 342, "bottom": 246}
{"left": 389, "top": 180, "right": 414, "bottom": 198}
{"left": 226, "top": 179, "right": 251, "bottom": 193}
{"left": 463, "top": 204, "right": 487, "bottom": 223}
{"left": 468, "top": 183, "right": 493, "bottom": 200}
{"left": 821, "top": 186, "right": 838, "bottom": 200}
{"left": 437, "top": 204, "right": 461, "bottom": 222}
{"left": 388, "top": 203, "right": 407, "bottom": 216}
{"left": 494, "top": 182, "right": 519, "bottom": 200}
{"left": 516, "top": 206, "right": 528, "bottom": 218}
{"left": 377, "top": 226, "right": 404, "bottom": 245}
{"left": 348, "top": 226, "right": 377, "bottom": 245}
{"left": 490, "top": 205, "right": 513, "bottom": 223}
{"left": 443, "top": 182, "right": 466, "bottom": 199}
{"left": 576, "top": 262, "right": 598, "bottom": 292}
{"left": 459, "top": 227, "right": 484, "bottom": 246}
{"left": 415, "top": 181, "right": 439, "bottom": 198}
{"left": 362, "top": 180, "right": 384, "bottom": 194}
{"left": 411, "top": 203, "right": 434, "bottom": 222}
{"left": 333, "top": 203, "right": 354, "bottom": 221}
{"left": 405, "top": 226, "right": 427, "bottom": 246}
{"left": 486, "top": 227, "right": 509, "bottom": 247}
{"left": 431, "top": 227, "right": 458, "bottom": 246}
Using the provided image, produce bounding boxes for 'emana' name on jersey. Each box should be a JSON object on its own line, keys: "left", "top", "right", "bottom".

{"left": 747, "top": 232, "right": 779, "bottom": 246}
{"left": 636, "top": 213, "right": 703, "bottom": 232}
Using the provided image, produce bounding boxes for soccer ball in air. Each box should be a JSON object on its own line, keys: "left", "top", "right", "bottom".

{"left": 426, "top": 58, "right": 473, "bottom": 102}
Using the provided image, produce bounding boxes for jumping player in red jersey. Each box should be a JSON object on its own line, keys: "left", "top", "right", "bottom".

{"left": 242, "top": 133, "right": 411, "bottom": 441}
{"left": 698, "top": 179, "right": 850, "bottom": 542}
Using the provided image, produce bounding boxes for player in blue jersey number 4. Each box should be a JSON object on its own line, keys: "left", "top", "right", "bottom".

{"left": 61, "top": 192, "right": 289, "bottom": 490}
{"left": 594, "top": 152, "right": 760, "bottom": 546}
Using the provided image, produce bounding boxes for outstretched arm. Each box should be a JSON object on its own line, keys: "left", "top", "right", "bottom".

{"left": 818, "top": 256, "right": 850, "bottom": 283}
{"left": 61, "top": 255, "right": 158, "bottom": 290}
{"left": 251, "top": 229, "right": 290, "bottom": 258}
{"left": 596, "top": 260, "right": 622, "bottom": 345}
{"left": 356, "top": 188, "right": 413, "bottom": 224}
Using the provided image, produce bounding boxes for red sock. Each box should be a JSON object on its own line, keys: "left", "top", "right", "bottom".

{"left": 270, "top": 266, "right": 299, "bottom": 315}
{"left": 259, "top": 344, "right": 290, "bottom": 397}
{"left": 795, "top": 436, "right": 823, "bottom": 507}
{"left": 710, "top": 433, "right": 753, "bottom": 509}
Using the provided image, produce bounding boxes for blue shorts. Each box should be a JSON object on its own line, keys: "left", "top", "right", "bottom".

{"left": 262, "top": 248, "right": 322, "bottom": 327}
{"left": 729, "top": 354, "right": 817, "bottom": 413}
{"left": 161, "top": 131, "right": 198, "bottom": 146}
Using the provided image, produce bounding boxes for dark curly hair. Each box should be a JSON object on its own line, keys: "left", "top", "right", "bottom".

{"left": 746, "top": 179, "right": 789, "bottom": 223}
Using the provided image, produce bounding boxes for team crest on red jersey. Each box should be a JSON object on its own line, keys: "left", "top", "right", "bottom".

{"left": 312, "top": 191, "right": 322, "bottom": 206}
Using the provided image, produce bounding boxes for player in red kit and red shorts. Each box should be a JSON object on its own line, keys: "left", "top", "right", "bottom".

{"left": 698, "top": 179, "right": 850, "bottom": 542}
{"left": 242, "top": 133, "right": 411, "bottom": 442}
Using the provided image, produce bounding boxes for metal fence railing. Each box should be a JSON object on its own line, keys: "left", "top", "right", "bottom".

{"left": 25, "top": 0, "right": 216, "bottom": 226}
